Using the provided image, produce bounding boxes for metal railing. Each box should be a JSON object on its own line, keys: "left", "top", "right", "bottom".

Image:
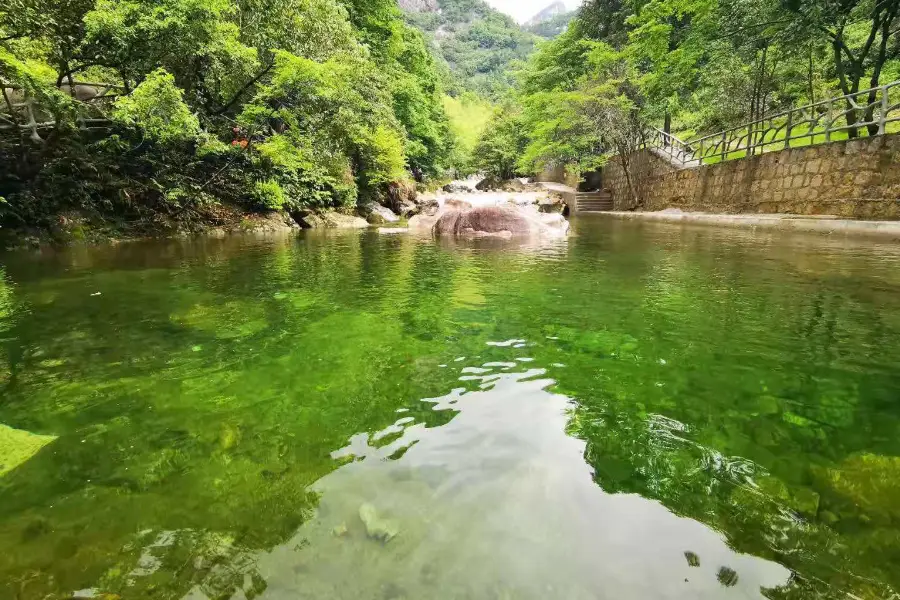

{"left": 645, "top": 128, "right": 701, "bottom": 167}
{"left": 645, "top": 80, "right": 900, "bottom": 167}
{"left": 1, "top": 81, "right": 122, "bottom": 141}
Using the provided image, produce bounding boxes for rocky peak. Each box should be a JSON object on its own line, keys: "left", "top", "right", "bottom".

{"left": 398, "top": 0, "right": 440, "bottom": 12}
{"left": 525, "top": 1, "right": 568, "bottom": 26}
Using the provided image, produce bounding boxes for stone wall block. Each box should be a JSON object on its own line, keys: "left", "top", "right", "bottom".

{"left": 602, "top": 135, "right": 898, "bottom": 217}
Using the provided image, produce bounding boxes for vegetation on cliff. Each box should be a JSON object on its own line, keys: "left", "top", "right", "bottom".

{"left": 401, "top": 0, "right": 540, "bottom": 97}
{"left": 0, "top": 0, "right": 453, "bottom": 235}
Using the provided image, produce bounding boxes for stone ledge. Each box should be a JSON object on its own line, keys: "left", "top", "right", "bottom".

{"left": 594, "top": 211, "right": 900, "bottom": 240}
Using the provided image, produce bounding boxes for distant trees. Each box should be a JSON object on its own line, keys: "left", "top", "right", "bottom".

{"left": 497, "top": 0, "right": 900, "bottom": 181}
{"left": 471, "top": 104, "right": 527, "bottom": 179}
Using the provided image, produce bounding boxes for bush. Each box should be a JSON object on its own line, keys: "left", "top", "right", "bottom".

{"left": 113, "top": 69, "right": 201, "bottom": 145}
{"left": 250, "top": 179, "right": 287, "bottom": 211}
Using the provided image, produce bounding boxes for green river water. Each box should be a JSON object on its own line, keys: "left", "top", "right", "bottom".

{"left": 1, "top": 217, "right": 900, "bottom": 600}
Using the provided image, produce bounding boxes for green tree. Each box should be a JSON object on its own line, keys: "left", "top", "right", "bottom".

{"left": 238, "top": 51, "right": 407, "bottom": 207}
{"left": 471, "top": 104, "right": 527, "bottom": 179}
{"left": 112, "top": 68, "right": 200, "bottom": 144}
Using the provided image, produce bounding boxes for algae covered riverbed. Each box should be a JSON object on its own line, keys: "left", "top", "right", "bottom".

{"left": 1, "top": 218, "right": 900, "bottom": 599}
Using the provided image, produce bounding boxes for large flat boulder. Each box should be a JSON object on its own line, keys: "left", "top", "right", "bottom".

{"left": 432, "top": 206, "right": 568, "bottom": 238}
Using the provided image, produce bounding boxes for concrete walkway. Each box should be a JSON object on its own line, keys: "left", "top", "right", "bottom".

{"left": 591, "top": 210, "right": 900, "bottom": 240}
{"left": 537, "top": 182, "right": 576, "bottom": 194}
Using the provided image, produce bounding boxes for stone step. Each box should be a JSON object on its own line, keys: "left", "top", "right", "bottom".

{"left": 575, "top": 198, "right": 613, "bottom": 212}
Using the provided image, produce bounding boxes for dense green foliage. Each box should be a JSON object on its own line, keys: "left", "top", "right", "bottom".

{"left": 442, "top": 92, "right": 494, "bottom": 175}
{"left": 0, "top": 0, "right": 453, "bottom": 232}
{"left": 485, "top": 0, "right": 900, "bottom": 179}
{"left": 470, "top": 104, "right": 527, "bottom": 179}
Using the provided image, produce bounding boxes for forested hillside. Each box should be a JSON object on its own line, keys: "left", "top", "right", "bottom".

{"left": 0, "top": 0, "right": 452, "bottom": 236}
{"left": 400, "top": 0, "right": 539, "bottom": 97}
{"left": 473, "top": 0, "right": 900, "bottom": 181}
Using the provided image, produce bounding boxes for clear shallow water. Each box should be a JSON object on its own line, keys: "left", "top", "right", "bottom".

{"left": 1, "top": 217, "right": 900, "bottom": 599}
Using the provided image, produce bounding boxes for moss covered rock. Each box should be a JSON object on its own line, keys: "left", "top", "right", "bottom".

{"left": 0, "top": 424, "right": 57, "bottom": 477}
{"left": 815, "top": 453, "right": 900, "bottom": 522}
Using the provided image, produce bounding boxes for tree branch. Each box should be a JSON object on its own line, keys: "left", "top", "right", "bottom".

{"left": 820, "top": 25, "right": 857, "bottom": 66}
{"left": 858, "top": 5, "right": 886, "bottom": 65}
{"left": 211, "top": 63, "right": 274, "bottom": 116}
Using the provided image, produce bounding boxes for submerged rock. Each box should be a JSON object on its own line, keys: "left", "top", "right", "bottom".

{"left": 0, "top": 424, "right": 57, "bottom": 477}
{"left": 359, "top": 503, "right": 399, "bottom": 543}
{"left": 813, "top": 453, "right": 900, "bottom": 523}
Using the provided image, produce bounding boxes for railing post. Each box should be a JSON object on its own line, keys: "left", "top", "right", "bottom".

{"left": 825, "top": 100, "right": 832, "bottom": 143}
{"left": 880, "top": 85, "right": 888, "bottom": 135}
{"left": 721, "top": 131, "right": 727, "bottom": 162}
{"left": 784, "top": 110, "right": 792, "bottom": 149}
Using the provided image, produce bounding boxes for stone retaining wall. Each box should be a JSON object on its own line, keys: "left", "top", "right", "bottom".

{"left": 604, "top": 134, "right": 900, "bottom": 219}
{"left": 535, "top": 164, "right": 579, "bottom": 189}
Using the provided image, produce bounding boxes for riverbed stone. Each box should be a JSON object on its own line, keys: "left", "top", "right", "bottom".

{"left": 0, "top": 424, "right": 57, "bottom": 477}
{"left": 359, "top": 503, "right": 399, "bottom": 543}
{"left": 812, "top": 453, "right": 900, "bottom": 523}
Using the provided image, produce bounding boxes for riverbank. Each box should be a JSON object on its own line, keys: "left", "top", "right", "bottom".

{"left": 594, "top": 210, "right": 900, "bottom": 241}
{"left": 0, "top": 180, "right": 567, "bottom": 250}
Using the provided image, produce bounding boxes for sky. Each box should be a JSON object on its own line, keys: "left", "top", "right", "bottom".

{"left": 484, "top": 0, "right": 580, "bottom": 23}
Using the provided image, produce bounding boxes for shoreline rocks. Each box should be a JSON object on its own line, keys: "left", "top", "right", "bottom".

{"left": 296, "top": 211, "right": 369, "bottom": 229}
{"left": 359, "top": 202, "right": 401, "bottom": 225}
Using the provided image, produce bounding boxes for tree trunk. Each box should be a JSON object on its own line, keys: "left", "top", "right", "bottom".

{"left": 807, "top": 48, "right": 816, "bottom": 105}
{"left": 864, "top": 8, "right": 897, "bottom": 135}
{"left": 619, "top": 154, "right": 640, "bottom": 210}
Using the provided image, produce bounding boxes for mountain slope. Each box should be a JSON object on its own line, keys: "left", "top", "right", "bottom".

{"left": 400, "top": 0, "right": 539, "bottom": 97}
